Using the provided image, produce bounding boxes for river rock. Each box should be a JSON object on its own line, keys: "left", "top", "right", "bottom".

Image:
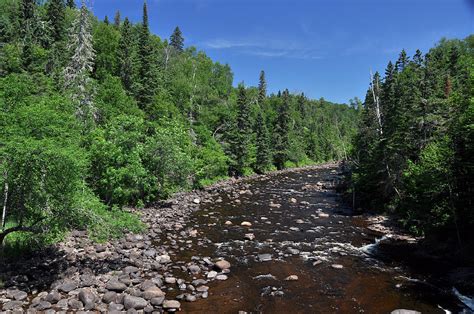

{"left": 102, "top": 291, "right": 117, "bottom": 304}
{"left": 258, "top": 254, "right": 272, "bottom": 262}
{"left": 284, "top": 275, "right": 299, "bottom": 281}
{"left": 7, "top": 289, "right": 28, "bottom": 301}
{"left": 150, "top": 296, "right": 165, "bottom": 306}
{"left": 185, "top": 294, "right": 197, "bottom": 302}
{"left": 106, "top": 279, "right": 127, "bottom": 292}
{"left": 45, "top": 291, "right": 62, "bottom": 303}
{"left": 318, "top": 213, "right": 330, "bottom": 218}
{"left": 331, "top": 264, "right": 344, "bottom": 269}
{"left": 188, "top": 264, "right": 201, "bottom": 274}
{"left": 193, "top": 198, "right": 201, "bottom": 204}
{"left": 241, "top": 221, "right": 252, "bottom": 227}
{"left": 207, "top": 271, "right": 217, "bottom": 279}
{"left": 289, "top": 198, "right": 297, "bottom": 203}
{"left": 78, "top": 288, "right": 96, "bottom": 310}
{"left": 35, "top": 300, "right": 52, "bottom": 310}
{"left": 3, "top": 301, "right": 24, "bottom": 311}
{"left": 143, "top": 286, "right": 165, "bottom": 300}
{"left": 108, "top": 303, "right": 125, "bottom": 311}
{"left": 244, "top": 233, "right": 255, "bottom": 240}
{"left": 391, "top": 310, "right": 421, "bottom": 314}
{"left": 123, "top": 295, "right": 147, "bottom": 310}
{"left": 215, "top": 259, "right": 231, "bottom": 270}
{"left": 163, "top": 300, "right": 181, "bottom": 310}
{"left": 216, "top": 274, "right": 228, "bottom": 280}
{"left": 58, "top": 280, "right": 77, "bottom": 293}
{"left": 225, "top": 220, "right": 233, "bottom": 225}
{"left": 164, "top": 277, "right": 176, "bottom": 284}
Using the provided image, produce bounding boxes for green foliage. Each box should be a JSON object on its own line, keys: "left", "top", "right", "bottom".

{"left": 0, "top": 1, "right": 360, "bottom": 251}
{"left": 352, "top": 36, "right": 474, "bottom": 241}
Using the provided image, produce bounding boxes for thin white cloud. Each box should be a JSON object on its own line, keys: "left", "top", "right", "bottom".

{"left": 202, "top": 38, "right": 323, "bottom": 60}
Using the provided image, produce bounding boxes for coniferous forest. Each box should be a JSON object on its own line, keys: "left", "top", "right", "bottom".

{"left": 0, "top": 1, "right": 358, "bottom": 248}
{"left": 351, "top": 37, "right": 473, "bottom": 245}
{"left": 0, "top": 0, "right": 473, "bottom": 313}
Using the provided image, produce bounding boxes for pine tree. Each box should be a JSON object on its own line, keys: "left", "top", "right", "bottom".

{"left": 63, "top": 0, "right": 96, "bottom": 124}
{"left": 47, "top": 0, "right": 66, "bottom": 43}
{"left": 66, "top": 0, "right": 75, "bottom": 8}
{"left": 170, "top": 26, "right": 184, "bottom": 52}
{"left": 258, "top": 70, "right": 266, "bottom": 105}
{"left": 114, "top": 10, "right": 121, "bottom": 28}
{"left": 136, "top": 2, "right": 156, "bottom": 109}
{"left": 229, "top": 84, "right": 251, "bottom": 176}
{"left": 274, "top": 89, "right": 290, "bottom": 170}
{"left": 255, "top": 110, "right": 271, "bottom": 174}
{"left": 104, "top": 15, "right": 109, "bottom": 25}
{"left": 118, "top": 17, "right": 134, "bottom": 92}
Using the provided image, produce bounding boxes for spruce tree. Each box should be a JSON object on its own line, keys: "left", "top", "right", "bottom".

{"left": 274, "top": 89, "right": 290, "bottom": 170}
{"left": 170, "top": 26, "right": 184, "bottom": 52}
{"left": 229, "top": 84, "right": 251, "bottom": 176}
{"left": 104, "top": 15, "right": 109, "bottom": 25}
{"left": 114, "top": 10, "right": 121, "bottom": 28}
{"left": 255, "top": 110, "right": 271, "bottom": 174}
{"left": 63, "top": 0, "right": 96, "bottom": 124}
{"left": 66, "top": 0, "right": 75, "bottom": 8}
{"left": 47, "top": 0, "right": 66, "bottom": 43}
{"left": 258, "top": 70, "right": 266, "bottom": 105}
{"left": 118, "top": 17, "right": 134, "bottom": 92}
{"left": 395, "top": 49, "right": 409, "bottom": 72}
{"left": 136, "top": 2, "right": 155, "bottom": 109}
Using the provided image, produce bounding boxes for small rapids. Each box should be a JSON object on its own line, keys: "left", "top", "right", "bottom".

{"left": 158, "top": 165, "right": 470, "bottom": 313}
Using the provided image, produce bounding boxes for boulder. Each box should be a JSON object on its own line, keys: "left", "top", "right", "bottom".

{"left": 123, "top": 295, "right": 148, "bottom": 310}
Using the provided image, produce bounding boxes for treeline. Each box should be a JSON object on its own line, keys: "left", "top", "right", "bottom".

{"left": 0, "top": 0, "right": 358, "bottom": 247}
{"left": 351, "top": 36, "right": 473, "bottom": 244}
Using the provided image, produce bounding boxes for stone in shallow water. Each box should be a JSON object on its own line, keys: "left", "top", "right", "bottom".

{"left": 225, "top": 220, "right": 233, "bottom": 225}
{"left": 391, "top": 310, "right": 421, "bottom": 314}
{"left": 258, "top": 254, "right": 272, "bottom": 262}
{"left": 215, "top": 259, "right": 231, "bottom": 270}
{"left": 331, "top": 264, "right": 344, "bottom": 269}
{"left": 216, "top": 274, "right": 228, "bottom": 281}
{"left": 207, "top": 271, "right": 217, "bottom": 279}
{"left": 244, "top": 233, "right": 255, "bottom": 241}
{"left": 163, "top": 300, "right": 181, "bottom": 310}
{"left": 318, "top": 213, "right": 330, "bottom": 218}
{"left": 284, "top": 275, "right": 299, "bottom": 281}
{"left": 241, "top": 221, "right": 252, "bottom": 227}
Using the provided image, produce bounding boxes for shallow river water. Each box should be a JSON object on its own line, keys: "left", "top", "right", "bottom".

{"left": 159, "top": 165, "right": 465, "bottom": 313}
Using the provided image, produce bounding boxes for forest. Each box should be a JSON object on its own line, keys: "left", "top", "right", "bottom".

{"left": 0, "top": 0, "right": 358, "bottom": 250}
{"left": 351, "top": 36, "right": 473, "bottom": 248}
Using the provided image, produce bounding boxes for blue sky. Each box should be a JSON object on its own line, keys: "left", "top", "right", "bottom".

{"left": 91, "top": 0, "right": 473, "bottom": 104}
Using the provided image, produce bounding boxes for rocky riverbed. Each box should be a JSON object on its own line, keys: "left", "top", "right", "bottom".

{"left": 0, "top": 163, "right": 472, "bottom": 313}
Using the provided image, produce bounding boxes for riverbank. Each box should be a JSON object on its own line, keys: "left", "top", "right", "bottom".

{"left": 0, "top": 163, "right": 338, "bottom": 312}
{"left": 0, "top": 162, "right": 471, "bottom": 313}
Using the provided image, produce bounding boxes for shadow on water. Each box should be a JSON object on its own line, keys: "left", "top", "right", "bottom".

{"left": 159, "top": 165, "right": 466, "bottom": 313}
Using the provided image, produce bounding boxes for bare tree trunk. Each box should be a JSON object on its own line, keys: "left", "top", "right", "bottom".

{"left": 1, "top": 170, "right": 8, "bottom": 230}
{"left": 164, "top": 47, "right": 170, "bottom": 71}
{"left": 370, "top": 71, "right": 383, "bottom": 136}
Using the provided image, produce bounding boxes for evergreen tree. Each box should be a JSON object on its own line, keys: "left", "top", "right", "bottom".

{"left": 258, "top": 70, "right": 266, "bottom": 105}
{"left": 114, "top": 10, "right": 121, "bottom": 28}
{"left": 395, "top": 49, "right": 409, "bottom": 72}
{"left": 170, "top": 26, "right": 184, "bottom": 52}
{"left": 19, "top": 0, "right": 36, "bottom": 24}
{"left": 274, "top": 89, "right": 291, "bottom": 169}
{"left": 46, "top": 0, "right": 66, "bottom": 43}
{"left": 118, "top": 17, "right": 134, "bottom": 92}
{"left": 63, "top": 0, "right": 96, "bottom": 124}
{"left": 66, "top": 0, "right": 75, "bottom": 8}
{"left": 228, "top": 84, "right": 251, "bottom": 176}
{"left": 255, "top": 110, "right": 271, "bottom": 173}
{"left": 135, "top": 1, "right": 155, "bottom": 109}
{"left": 104, "top": 15, "right": 109, "bottom": 25}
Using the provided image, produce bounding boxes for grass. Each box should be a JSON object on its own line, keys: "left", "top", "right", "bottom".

{"left": 88, "top": 207, "right": 145, "bottom": 243}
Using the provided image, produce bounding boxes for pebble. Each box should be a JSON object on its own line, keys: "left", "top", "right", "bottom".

{"left": 216, "top": 274, "right": 228, "bottom": 280}
{"left": 163, "top": 300, "right": 181, "bottom": 310}
{"left": 241, "top": 221, "right": 252, "bottom": 227}
{"left": 244, "top": 233, "right": 255, "bottom": 240}
{"left": 331, "top": 264, "right": 344, "bottom": 269}
{"left": 258, "top": 254, "right": 272, "bottom": 262}
{"left": 284, "top": 275, "right": 299, "bottom": 281}
{"left": 207, "top": 271, "right": 218, "bottom": 279}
